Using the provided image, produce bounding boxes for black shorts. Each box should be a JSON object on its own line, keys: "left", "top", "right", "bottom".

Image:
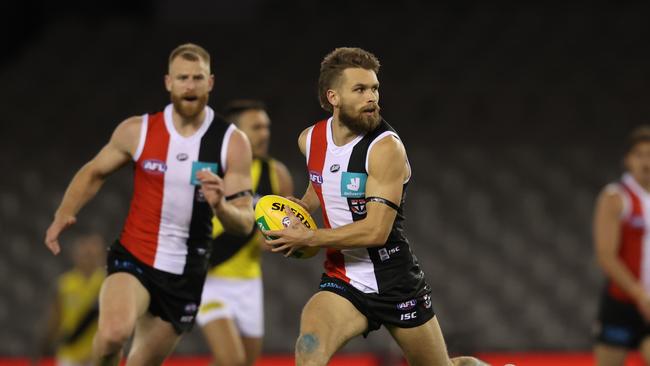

{"left": 106, "top": 241, "right": 208, "bottom": 334}
{"left": 318, "top": 274, "right": 435, "bottom": 337}
{"left": 595, "top": 291, "right": 650, "bottom": 348}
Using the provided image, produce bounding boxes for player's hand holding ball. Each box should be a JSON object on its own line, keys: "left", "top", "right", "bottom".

{"left": 255, "top": 195, "right": 319, "bottom": 259}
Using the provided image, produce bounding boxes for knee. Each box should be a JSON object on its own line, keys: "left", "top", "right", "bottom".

{"left": 96, "top": 321, "right": 132, "bottom": 350}
{"left": 208, "top": 346, "right": 247, "bottom": 366}
{"left": 295, "top": 333, "right": 326, "bottom": 366}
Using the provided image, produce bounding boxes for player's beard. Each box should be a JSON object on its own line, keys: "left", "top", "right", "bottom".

{"left": 252, "top": 138, "right": 269, "bottom": 159}
{"left": 171, "top": 92, "right": 209, "bottom": 120}
{"left": 338, "top": 102, "right": 381, "bottom": 135}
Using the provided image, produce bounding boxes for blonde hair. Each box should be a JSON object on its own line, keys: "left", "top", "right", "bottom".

{"left": 168, "top": 43, "right": 211, "bottom": 72}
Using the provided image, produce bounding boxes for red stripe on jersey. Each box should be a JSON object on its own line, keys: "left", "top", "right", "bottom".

{"left": 308, "top": 120, "right": 349, "bottom": 283}
{"left": 120, "top": 112, "right": 169, "bottom": 266}
{"left": 609, "top": 184, "right": 645, "bottom": 303}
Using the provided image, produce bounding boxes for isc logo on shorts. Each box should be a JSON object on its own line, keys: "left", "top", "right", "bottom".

{"left": 180, "top": 315, "right": 194, "bottom": 323}
{"left": 400, "top": 311, "right": 417, "bottom": 321}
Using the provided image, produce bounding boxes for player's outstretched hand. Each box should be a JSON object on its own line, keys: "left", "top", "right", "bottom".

{"left": 197, "top": 170, "right": 225, "bottom": 210}
{"left": 44, "top": 214, "right": 77, "bottom": 255}
{"left": 264, "top": 206, "right": 315, "bottom": 257}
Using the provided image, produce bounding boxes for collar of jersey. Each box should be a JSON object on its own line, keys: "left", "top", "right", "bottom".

{"left": 623, "top": 172, "right": 650, "bottom": 198}
{"left": 163, "top": 104, "right": 214, "bottom": 142}
{"left": 326, "top": 117, "right": 364, "bottom": 154}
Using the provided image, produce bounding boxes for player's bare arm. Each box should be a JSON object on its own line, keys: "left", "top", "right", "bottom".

{"left": 44, "top": 117, "right": 142, "bottom": 255}
{"left": 199, "top": 128, "right": 254, "bottom": 236}
{"left": 267, "top": 135, "right": 407, "bottom": 252}
{"left": 594, "top": 186, "right": 650, "bottom": 320}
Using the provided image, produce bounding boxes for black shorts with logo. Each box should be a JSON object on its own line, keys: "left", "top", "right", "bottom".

{"left": 318, "top": 274, "right": 435, "bottom": 336}
{"left": 106, "top": 240, "right": 209, "bottom": 334}
{"left": 595, "top": 291, "right": 650, "bottom": 348}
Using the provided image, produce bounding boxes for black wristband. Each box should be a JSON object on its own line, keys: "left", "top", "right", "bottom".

{"left": 225, "top": 190, "right": 253, "bottom": 201}
{"left": 365, "top": 196, "right": 400, "bottom": 211}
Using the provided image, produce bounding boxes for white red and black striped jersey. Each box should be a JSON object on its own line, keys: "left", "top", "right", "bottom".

{"left": 120, "top": 104, "right": 235, "bottom": 275}
{"left": 607, "top": 173, "right": 650, "bottom": 303}
{"left": 306, "top": 117, "right": 424, "bottom": 294}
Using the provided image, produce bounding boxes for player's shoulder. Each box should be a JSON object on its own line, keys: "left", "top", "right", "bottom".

{"left": 368, "top": 125, "right": 405, "bottom": 155}
{"left": 600, "top": 182, "right": 625, "bottom": 198}
{"left": 299, "top": 124, "right": 315, "bottom": 141}
{"left": 597, "top": 182, "right": 625, "bottom": 213}
{"left": 120, "top": 115, "right": 144, "bottom": 127}
{"left": 298, "top": 124, "right": 316, "bottom": 154}
{"left": 105, "top": 116, "right": 144, "bottom": 157}
{"left": 369, "top": 135, "right": 406, "bottom": 169}
{"left": 225, "top": 126, "right": 252, "bottom": 166}
{"left": 228, "top": 125, "right": 250, "bottom": 146}
{"left": 113, "top": 115, "right": 143, "bottom": 139}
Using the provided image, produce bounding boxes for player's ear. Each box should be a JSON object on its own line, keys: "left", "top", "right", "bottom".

{"left": 327, "top": 89, "right": 339, "bottom": 109}
{"left": 164, "top": 74, "right": 172, "bottom": 92}
{"left": 208, "top": 74, "right": 215, "bottom": 92}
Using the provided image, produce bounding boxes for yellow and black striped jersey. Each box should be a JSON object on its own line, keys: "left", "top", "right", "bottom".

{"left": 55, "top": 268, "right": 105, "bottom": 362}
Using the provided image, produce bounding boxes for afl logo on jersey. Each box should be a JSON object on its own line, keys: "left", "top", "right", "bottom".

{"left": 330, "top": 164, "right": 340, "bottom": 173}
{"left": 142, "top": 159, "right": 167, "bottom": 174}
{"left": 309, "top": 170, "right": 323, "bottom": 185}
{"left": 176, "top": 153, "right": 189, "bottom": 161}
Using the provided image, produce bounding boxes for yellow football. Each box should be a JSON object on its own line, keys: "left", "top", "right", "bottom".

{"left": 254, "top": 195, "right": 320, "bottom": 259}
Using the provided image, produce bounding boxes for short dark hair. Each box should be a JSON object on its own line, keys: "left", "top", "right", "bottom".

{"left": 223, "top": 99, "right": 267, "bottom": 124}
{"left": 168, "top": 43, "right": 211, "bottom": 71}
{"left": 625, "top": 125, "right": 650, "bottom": 155}
{"left": 318, "top": 47, "right": 381, "bottom": 112}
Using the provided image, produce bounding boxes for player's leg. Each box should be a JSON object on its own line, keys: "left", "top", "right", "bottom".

{"left": 639, "top": 335, "right": 650, "bottom": 365}
{"left": 124, "top": 312, "right": 181, "bottom": 366}
{"left": 295, "top": 291, "right": 368, "bottom": 366}
{"left": 241, "top": 337, "right": 263, "bottom": 366}
{"left": 200, "top": 318, "right": 247, "bottom": 366}
{"left": 93, "top": 273, "right": 150, "bottom": 366}
{"left": 593, "top": 293, "right": 636, "bottom": 366}
{"left": 198, "top": 276, "right": 248, "bottom": 366}
{"left": 387, "top": 317, "right": 487, "bottom": 366}
{"left": 236, "top": 277, "right": 264, "bottom": 366}
{"left": 594, "top": 344, "right": 627, "bottom": 366}
{"left": 386, "top": 316, "right": 451, "bottom": 366}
